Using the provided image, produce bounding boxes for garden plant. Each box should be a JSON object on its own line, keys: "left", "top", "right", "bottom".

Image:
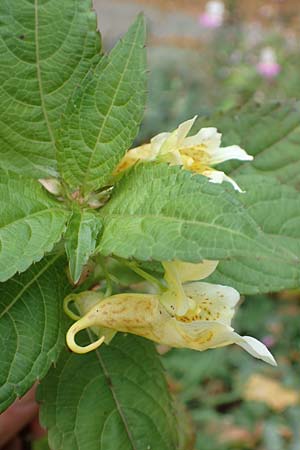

{"left": 0, "top": 1, "right": 300, "bottom": 449}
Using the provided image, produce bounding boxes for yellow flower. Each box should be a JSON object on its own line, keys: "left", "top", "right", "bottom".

{"left": 160, "top": 259, "right": 219, "bottom": 316}
{"left": 66, "top": 261, "right": 276, "bottom": 366}
{"left": 115, "top": 116, "right": 253, "bottom": 192}
{"left": 64, "top": 291, "right": 117, "bottom": 346}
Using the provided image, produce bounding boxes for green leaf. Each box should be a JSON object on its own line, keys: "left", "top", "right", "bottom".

{"left": 196, "top": 101, "right": 300, "bottom": 190}
{"left": 0, "top": 255, "right": 70, "bottom": 412}
{"left": 38, "top": 334, "right": 178, "bottom": 450}
{"left": 0, "top": 0, "right": 101, "bottom": 178}
{"left": 65, "top": 209, "right": 102, "bottom": 283}
{"left": 209, "top": 175, "right": 300, "bottom": 294}
{"left": 58, "top": 14, "right": 147, "bottom": 194}
{"left": 0, "top": 171, "right": 70, "bottom": 282}
{"left": 98, "top": 164, "right": 289, "bottom": 260}
{"left": 98, "top": 164, "right": 300, "bottom": 294}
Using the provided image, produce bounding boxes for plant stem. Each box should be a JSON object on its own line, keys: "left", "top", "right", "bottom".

{"left": 98, "top": 257, "right": 113, "bottom": 297}
{"left": 113, "top": 256, "right": 166, "bottom": 291}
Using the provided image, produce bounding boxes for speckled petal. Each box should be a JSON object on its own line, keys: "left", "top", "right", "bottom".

{"left": 161, "top": 261, "right": 194, "bottom": 315}
{"left": 183, "top": 281, "right": 240, "bottom": 325}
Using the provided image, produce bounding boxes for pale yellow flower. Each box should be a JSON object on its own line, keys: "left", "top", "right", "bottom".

{"left": 161, "top": 259, "right": 219, "bottom": 316}
{"left": 115, "top": 116, "right": 253, "bottom": 192}
{"left": 66, "top": 262, "right": 276, "bottom": 366}
{"left": 64, "top": 291, "right": 117, "bottom": 346}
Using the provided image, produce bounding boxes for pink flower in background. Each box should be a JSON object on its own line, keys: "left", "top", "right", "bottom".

{"left": 198, "top": 1, "right": 225, "bottom": 29}
{"left": 262, "top": 335, "right": 276, "bottom": 349}
{"left": 257, "top": 47, "right": 281, "bottom": 79}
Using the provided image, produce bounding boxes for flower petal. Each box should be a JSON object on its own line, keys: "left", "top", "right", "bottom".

{"left": 171, "top": 260, "right": 219, "bottom": 283}
{"left": 183, "top": 281, "right": 240, "bottom": 325}
{"left": 114, "top": 143, "right": 152, "bottom": 174}
{"left": 203, "top": 168, "right": 244, "bottom": 192}
{"left": 161, "top": 261, "right": 194, "bottom": 315}
{"left": 173, "top": 320, "right": 232, "bottom": 350}
{"left": 151, "top": 132, "right": 170, "bottom": 156}
{"left": 176, "top": 321, "right": 277, "bottom": 366}
{"left": 158, "top": 117, "right": 197, "bottom": 162}
{"left": 127, "top": 143, "right": 153, "bottom": 161}
{"left": 183, "top": 127, "right": 221, "bottom": 149}
{"left": 208, "top": 144, "right": 253, "bottom": 165}
{"left": 233, "top": 334, "right": 277, "bottom": 366}
{"left": 176, "top": 116, "right": 198, "bottom": 146}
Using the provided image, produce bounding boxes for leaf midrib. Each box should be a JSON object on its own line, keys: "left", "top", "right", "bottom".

{"left": 34, "top": 0, "right": 56, "bottom": 149}
{"left": 88, "top": 330, "right": 138, "bottom": 450}
{"left": 0, "top": 254, "right": 61, "bottom": 320}
{"left": 101, "top": 212, "right": 299, "bottom": 264}
{"left": 69, "top": 212, "right": 86, "bottom": 281}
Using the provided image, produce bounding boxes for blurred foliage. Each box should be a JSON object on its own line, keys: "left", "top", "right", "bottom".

{"left": 138, "top": 6, "right": 300, "bottom": 143}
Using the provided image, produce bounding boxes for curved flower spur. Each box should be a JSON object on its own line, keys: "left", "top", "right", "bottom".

{"left": 65, "top": 260, "right": 276, "bottom": 366}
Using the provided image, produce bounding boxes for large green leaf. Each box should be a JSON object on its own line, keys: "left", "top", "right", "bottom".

{"left": 98, "top": 164, "right": 300, "bottom": 294}
{"left": 196, "top": 101, "right": 300, "bottom": 190}
{"left": 0, "top": 0, "right": 101, "bottom": 178}
{"left": 65, "top": 209, "right": 103, "bottom": 283}
{"left": 0, "top": 171, "right": 70, "bottom": 282}
{"left": 58, "top": 14, "right": 147, "bottom": 194}
{"left": 0, "top": 255, "right": 70, "bottom": 412}
{"left": 98, "top": 164, "right": 290, "bottom": 260}
{"left": 209, "top": 175, "right": 300, "bottom": 294}
{"left": 38, "top": 334, "right": 178, "bottom": 450}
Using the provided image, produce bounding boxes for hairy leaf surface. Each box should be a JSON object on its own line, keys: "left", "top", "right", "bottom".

{"left": 58, "top": 14, "right": 147, "bottom": 194}
{"left": 65, "top": 209, "right": 102, "bottom": 283}
{"left": 39, "top": 334, "right": 177, "bottom": 450}
{"left": 98, "top": 165, "right": 300, "bottom": 294}
{"left": 209, "top": 175, "right": 300, "bottom": 294}
{"left": 98, "top": 165, "right": 289, "bottom": 260}
{"left": 0, "top": 256, "right": 70, "bottom": 412}
{"left": 0, "top": 0, "right": 101, "bottom": 177}
{"left": 0, "top": 171, "right": 70, "bottom": 282}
